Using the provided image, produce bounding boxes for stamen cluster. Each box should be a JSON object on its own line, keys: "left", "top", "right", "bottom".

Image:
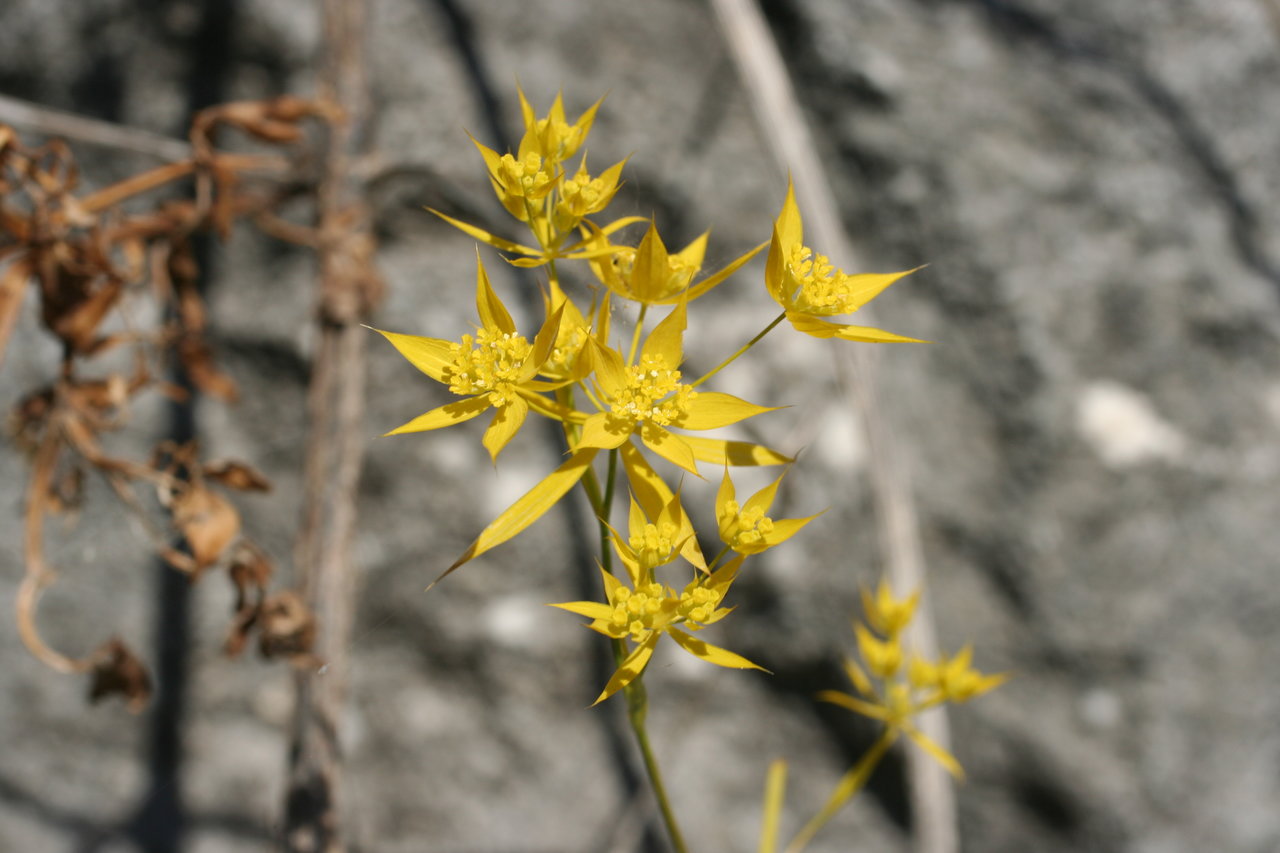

{"left": 608, "top": 356, "right": 695, "bottom": 427}
{"left": 786, "top": 244, "right": 857, "bottom": 315}
{"left": 445, "top": 329, "right": 532, "bottom": 406}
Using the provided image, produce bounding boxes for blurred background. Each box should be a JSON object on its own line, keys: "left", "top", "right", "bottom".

{"left": 2, "top": 0, "right": 1279, "bottom": 851}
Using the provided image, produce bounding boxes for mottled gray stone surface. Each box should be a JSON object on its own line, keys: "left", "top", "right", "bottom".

{"left": 2, "top": 1, "right": 1278, "bottom": 851}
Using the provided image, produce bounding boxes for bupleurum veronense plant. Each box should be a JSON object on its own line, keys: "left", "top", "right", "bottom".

{"left": 372, "top": 89, "right": 1004, "bottom": 852}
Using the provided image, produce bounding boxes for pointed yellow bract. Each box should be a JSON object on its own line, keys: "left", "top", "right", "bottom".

{"left": 586, "top": 220, "right": 767, "bottom": 306}
{"left": 766, "top": 178, "right": 926, "bottom": 343}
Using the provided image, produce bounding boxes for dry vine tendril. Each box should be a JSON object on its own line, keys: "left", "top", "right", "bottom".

{"left": 2, "top": 96, "right": 351, "bottom": 708}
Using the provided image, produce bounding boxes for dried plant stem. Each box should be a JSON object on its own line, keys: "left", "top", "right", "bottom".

{"left": 283, "top": 1, "right": 375, "bottom": 851}
{"left": 709, "top": 2, "right": 957, "bottom": 851}
{"left": 17, "top": 431, "right": 93, "bottom": 674}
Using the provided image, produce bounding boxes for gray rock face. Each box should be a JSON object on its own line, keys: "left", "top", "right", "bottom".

{"left": 2, "top": 1, "right": 1278, "bottom": 851}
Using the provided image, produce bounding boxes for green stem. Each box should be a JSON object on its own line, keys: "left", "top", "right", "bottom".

{"left": 576, "top": 448, "right": 689, "bottom": 853}
{"left": 692, "top": 311, "right": 786, "bottom": 389}
{"left": 626, "top": 680, "right": 690, "bottom": 853}
{"left": 628, "top": 303, "right": 649, "bottom": 365}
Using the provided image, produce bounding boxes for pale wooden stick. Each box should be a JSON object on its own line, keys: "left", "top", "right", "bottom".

{"left": 283, "top": 1, "right": 375, "bottom": 851}
{"left": 0, "top": 93, "right": 192, "bottom": 161}
{"left": 709, "top": 2, "right": 957, "bottom": 851}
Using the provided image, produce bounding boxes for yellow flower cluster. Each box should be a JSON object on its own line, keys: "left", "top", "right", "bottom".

{"left": 371, "top": 89, "right": 925, "bottom": 702}
{"left": 822, "top": 581, "right": 1008, "bottom": 779}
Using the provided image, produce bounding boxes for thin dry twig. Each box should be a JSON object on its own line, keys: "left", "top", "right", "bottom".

{"left": 0, "top": 93, "right": 193, "bottom": 161}
{"left": 709, "top": 1, "right": 957, "bottom": 851}
{"left": 283, "top": 1, "right": 381, "bottom": 851}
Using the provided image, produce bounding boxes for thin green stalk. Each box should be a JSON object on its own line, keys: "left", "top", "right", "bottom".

{"left": 628, "top": 303, "right": 649, "bottom": 365}
{"left": 785, "top": 729, "right": 897, "bottom": 853}
{"left": 626, "top": 681, "right": 691, "bottom": 853}
{"left": 576, "top": 448, "right": 690, "bottom": 853}
{"left": 691, "top": 311, "right": 786, "bottom": 388}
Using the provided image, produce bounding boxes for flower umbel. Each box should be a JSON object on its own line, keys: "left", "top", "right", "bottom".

{"left": 766, "top": 178, "right": 925, "bottom": 343}
{"left": 552, "top": 553, "right": 762, "bottom": 705}
{"left": 372, "top": 254, "right": 563, "bottom": 463}
{"left": 715, "top": 468, "right": 820, "bottom": 556}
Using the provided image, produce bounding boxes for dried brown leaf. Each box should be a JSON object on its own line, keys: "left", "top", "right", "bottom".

{"left": 88, "top": 637, "right": 152, "bottom": 712}
{"left": 258, "top": 591, "right": 318, "bottom": 666}
{"left": 172, "top": 484, "right": 240, "bottom": 571}
{"left": 203, "top": 459, "right": 271, "bottom": 492}
{"left": 177, "top": 336, "right": 239, "bottom": 402}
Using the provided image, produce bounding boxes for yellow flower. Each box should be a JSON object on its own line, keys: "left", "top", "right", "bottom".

{"left": 715, "top": 468, "right": 819, "bottom": 556}
{"left": 766, "top": 178, "right": 925, "bottom": 343}
{"left": 910, "top": 646, "right": 1009, "bottom": 703}
{"left": 575, "top": 301, "right": 782, "bottom": 476}
{"left": 818, "top": 604, "right": 1008, "bottom": 782}
{"left": 860, "top": 579, "right": 920, "bottom": 638}
{"left": 586, "top": 220, "right": 765, "bottom": 306}
{"left": 516, "top": 87, "right": 603, "bottom": 165}
{"left": 552, "top": 555, "right": 763, "bottom": 705}
{"left": 551, "top": 157, "right": 627, "bottom": 234}
{"left": 371, "top": 254, "right": 563, "bottom": 463}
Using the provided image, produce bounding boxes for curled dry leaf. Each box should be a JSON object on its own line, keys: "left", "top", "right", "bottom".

{"left": 172, "top": 484, "right": 240, "bottom": 572}
{"left": 203, "top": 458, "right": 271, "bottom": 492}
{"left": 223, "top": 541, "right": 275, "bottom": 658}
{"left": 177, "top": 336, "right": 239, "bottom": 402}
{"left": 258, "top": 590, "right": 319, "bottom": 667}
{"left": 88, "top": 637, "right": 152, "bottom": 713}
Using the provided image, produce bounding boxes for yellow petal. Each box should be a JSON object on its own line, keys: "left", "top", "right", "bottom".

{"left": 839, "top": 266, "right": 924, "bottom": 313}
{"left": 716, "top": 469, "right": 737, "bottom": 540}
{"left": 760, "top": 514, "right": 820, "bottom": 547}
{"left": 679, "top": 240, "right": 766, "bottom": 304}
{"left": 743, "top": 473, "right": 782, "bottom": 516}
{"left": 674, "top": 230, "right": 708, "bottom": 271}
{"left": 435, "top": 447, "right": 599, "bottom": 586}
{"left": 764, "top": 179, "right": 802, "bottom": 305}
{"left": 427, "top": 208, "right": 542, "bottom": 257}
{"left": 759, "top": 760, "right": 788, "bottom": 853}
{"left": 481, "top": 396, "right": 528, "bottom": 462}
{"left": 843, "top": 657, "right": 876, "bottom": 699}
{"left": 787, "top": 313, "right": 927, "bottom": 343}
{"left": 788, "top": 729, "right": 897, "bottom": 852}
{"left": 668, "top": 628, "right": 766, "bottom": 671}
{"left": 370, "top": 327, "right": 455, "bottom": 383}
{"left": 904, "top": 725, "right": 965, "bottom": 780}
{"left": 386, "top": 395, "right": 490, "bottom": 436}
{"left": 475, "top": 253, "right": 515, "bottom": 334}
{"left": 775, "top": 177, "right": 803, "bottom": 253}
{"left": 680, "top": 392, "right": 778, "bottom": 430}
{"left": 587, "top": 337, "right": 628, "bottom": 398}
{"left": 520, "top": 390, "right": 587, "bottom": 425}
{"left": 640, "top": 299, "right": 686, "bottom": 368}
{"left": 641, "top": 426, "right": 699, "bottom": 476}
{"left": 631, "top": 221, "right": 671, "bottom": 302}
{"left": 620, "top": 442, "right": 675, "bottom": 516}
{"left": 683, "top": 435, "right": 792, "bottom": 466}
{"left": 594, "top": 635, "right": 659, "bottom": 705}
{"left": 521, "top": 302, "right": 565, "bottom": 382}
{"left": 578, "top": 412, "right": 633, "bottom": 450}
{"left": 706, "top": 553, "right": 745, "bottom": 595}
{"left": 816, "top": 690, "right": 890, "bottom": 722}
{"left": 549, "top": 600, "right": 615, "bottom": 621}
